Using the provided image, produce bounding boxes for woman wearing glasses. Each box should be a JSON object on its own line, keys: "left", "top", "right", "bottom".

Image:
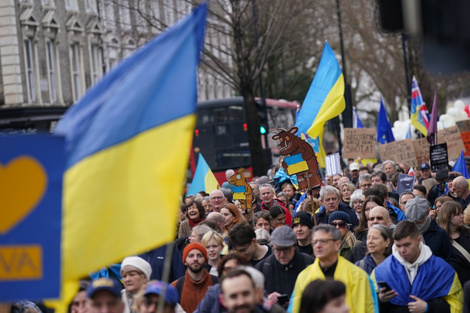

{"left": 328, "top": 211, "right": 360, "bottom": 260}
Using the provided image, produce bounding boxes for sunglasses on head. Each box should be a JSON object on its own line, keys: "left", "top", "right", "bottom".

{"left": 330, "top": 221, "right": 347, "bottom": 228}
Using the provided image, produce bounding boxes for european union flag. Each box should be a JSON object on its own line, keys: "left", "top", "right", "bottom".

{"left": 377, "top": 98, "right": 395, "bottom": 144}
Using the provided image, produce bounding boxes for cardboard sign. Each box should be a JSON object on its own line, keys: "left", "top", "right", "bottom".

{"left": 378, "top": 139, "right": 418, "bottom": 168}
{"left": 456, "top": 120, "right": 470, "bottom": 132}
{"left": 437, "top": 126, "right": 465, "bottom": 160}
{"left": 430, "top": 143, "right": 449, "bottom": 172}
{"left": 412, "top": 137, "right": 431, "bottom": 165}
{"left": 396, "top": 173, "right": 415, "bottom": 195}
{"left": 0, "top": 134, "right": 64, "bottom": 301}
{"left": 325, "top": 153, "right": 341, "bottom": 176}
{"left": 343, "top": 128, "right": 377, "bottom": 159}
{"left": 460, "top": 131, "right": 470, "bottom": 157}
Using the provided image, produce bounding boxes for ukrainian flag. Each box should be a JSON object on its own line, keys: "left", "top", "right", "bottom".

{"left": 295, "top": 41, "right": 345, "bottom": 139}
{"left": 51, "top": 4, "right": 207, "bottom": 308}
{"left": 187, "top": 153, "right": 219, "bottom": 195}
{"left": 285, "top": 153, "right": 309, "bottom": 175}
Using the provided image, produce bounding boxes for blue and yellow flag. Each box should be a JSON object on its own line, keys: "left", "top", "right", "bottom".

{"left": 187, "top": 153, "right": 219, "bottom": 195}
{"left": 295, "top": 41, "right": 345, "bottom": 139}
{"left": 52, "top": 4, "right": 207, "bottom": 308}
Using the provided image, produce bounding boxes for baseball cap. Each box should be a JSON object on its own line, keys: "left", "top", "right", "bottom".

{"left": 419, "top": 163, "right": 431, "bottom": 170}
{"left": 87, "top": 278, "right": 121, "bottom": 298}
{"left": 349, "top": 163, "right": 360, "bottom": 171}
{"left": 144, "top": 281, "right": 179, "bottom": 306}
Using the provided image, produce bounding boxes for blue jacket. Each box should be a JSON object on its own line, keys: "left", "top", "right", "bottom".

{"left": 372, "top": 254, "right": 462, "bottom": 313}
{"left": 355, "top": 254, "right": 377, "bottom": 275}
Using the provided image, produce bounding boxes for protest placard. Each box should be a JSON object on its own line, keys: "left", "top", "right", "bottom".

{"left": 456, "top": 120, "right": 470, "bottom": 132}
{"left": 437, "top": 126, "right": 465, "bottom": 160}
{"left": 378, "top": 139, "right": 417, "bottom": 168}
{"left": 0, "top": 135, "right": 64, "bottom": 301}
{"left": 343, "top": 128, "right": 376, "bottom": 159}
{"left": 325, "top": 153, "right": 341, "bottom": 176}
{"left": 412, "top": 137, "right": 430, "bottom": 165}
{"left": 396, "top": 173, "right": 415, "bottom": 195}
{"left": 430, "top": 143, "right": 448, "bottom": 172}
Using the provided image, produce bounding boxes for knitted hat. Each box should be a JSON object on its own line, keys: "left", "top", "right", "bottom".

{"left": 271, "top": 225, "right": 297, "bottom": 247}
{"left": 121, "top": 256, "right": 152, "bottom": 281}
{"left": 405, "top": 196, "right": 430, "bottom": 222}
{"left": 182, "top": 242, "right": 208, "bottom": 263}
{"left": 292, "top": 211, "right": 314, "bottom": 229}
{"left": 328, "top": 211, "right": 351, "bottom": 224}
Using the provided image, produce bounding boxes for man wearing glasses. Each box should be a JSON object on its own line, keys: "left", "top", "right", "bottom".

{"left": 290, "top": 225, "right": 375, "bottom": 313}
{"left": 255, "top": 226, "right": 314, "bottom": 308}
{"left": 209, "top": 190, "right": 226, "bottom": 213}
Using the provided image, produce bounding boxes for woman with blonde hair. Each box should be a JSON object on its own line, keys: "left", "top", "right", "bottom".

{"left": 220, "top": 203, "right": 243, "bottom": 237}
{"left": 437, "top": 201, "right": 470, "bottom": 284}
{"left": 201, "top": 230, "right": 224, "bottom": 276}
{"left": 340, "top": 182, "right": 356, "bottom": 205}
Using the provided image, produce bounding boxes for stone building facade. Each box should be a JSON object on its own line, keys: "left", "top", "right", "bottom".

{"left": 0, "top": 0, "right": 234, "bottom": 108}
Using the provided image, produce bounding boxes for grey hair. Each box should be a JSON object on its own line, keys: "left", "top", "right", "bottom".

{"left": 358, "top": 174, "right": 372, "bottom": 185}
{"left": 350, "top": 189, "right": 363, "bottom": 203}
{"left": 259, "top": 183, "right": 274, "bottom": 192}
{"left": 382, "top": 160, "right": 396, "bottom": 167}
{"left": 312, "top": 224, "right": 342, "bottom": 241}
{"left": 192, "top": 224, "right": 212, "bottom": 242}
{"left": 320, "top": 185, "right": 340, "bottom": 200}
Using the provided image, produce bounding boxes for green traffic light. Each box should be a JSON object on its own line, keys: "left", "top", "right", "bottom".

{"left": 260, "top": 126, "right": 266, "bottom": 134}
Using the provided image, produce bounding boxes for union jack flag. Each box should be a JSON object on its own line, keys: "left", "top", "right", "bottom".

{"left": 411, "top": 76, "right": 429, "bottom": 135}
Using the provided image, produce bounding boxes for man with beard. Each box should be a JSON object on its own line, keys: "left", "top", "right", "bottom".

{"left": 220, "top": 268, "right": 262, "bottom": 313}
{"left": 171, "top": 243, "right": 218, "bottom": 313}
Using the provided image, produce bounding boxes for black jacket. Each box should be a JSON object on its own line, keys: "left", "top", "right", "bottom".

{"left": 255, "top": 250, "right": 314, "bottom": 298}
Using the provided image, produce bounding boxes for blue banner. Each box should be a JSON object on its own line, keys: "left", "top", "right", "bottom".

{"left": 0, "top": 134, "right": 64, "bottom": 301}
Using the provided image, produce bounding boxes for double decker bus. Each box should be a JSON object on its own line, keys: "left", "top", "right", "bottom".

{"left": 192, "top": 97, "right": 298, "bottom": 182}
{"left": 0, "top": 106, "right": 68, "bottom": 134}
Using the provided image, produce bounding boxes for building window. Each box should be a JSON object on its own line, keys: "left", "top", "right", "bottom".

{"left": 86, "top": 0, "right": 97, "bottom": 12}
{"left": 66, "top": 0, "right": 78, "bottom": 11}
{"left": 42, "top": 0, "right": 55, "bottom": 7}
{"left": 70, "top": 42, "right": 84, "bottom": 101}
{"left": 46, "top": 40, "right": 60, "bottom": 103}
{"left": 24, "top": 38, "right": 37, "bottom": 102}
{"left": 90, "top": 44, "right": 102, "bottom": 85}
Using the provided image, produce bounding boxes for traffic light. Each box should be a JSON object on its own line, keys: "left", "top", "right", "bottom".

{"left": 255, "top": 99, "right": 269, "bottom": 135}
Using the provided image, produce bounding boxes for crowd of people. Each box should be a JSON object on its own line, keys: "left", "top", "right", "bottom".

{"left": 10, "top": 158, "right": 470, "bottom": 313}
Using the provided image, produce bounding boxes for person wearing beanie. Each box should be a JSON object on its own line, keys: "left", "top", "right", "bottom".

{"left": 171, "top": 243, "right": 218, "bottom": 313}
{"left": 405, "top": 196, "right": 455, "bottom": 266}
{"left": 255, "top": 226, "right": 314, "bottom": 307}
{"left": 292, "top": 211, "right": 314, "bottom": 257}
{"left": 121, "top": 256, "right": 152, "bottom": 313}
{"left": 328, "top": 211, "right": 360, "bottom": 260}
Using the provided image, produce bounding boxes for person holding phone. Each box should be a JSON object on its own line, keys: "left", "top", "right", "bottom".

{"left": 372, "top": 221, "right": 462, "bottom": 313}
{"left": 255, "top": 226, "right": 314, "bottom": 308}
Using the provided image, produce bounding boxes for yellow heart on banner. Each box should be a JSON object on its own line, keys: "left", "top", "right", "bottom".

{"left": 0, "top": 156, "right": 47, "bottom": 234}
